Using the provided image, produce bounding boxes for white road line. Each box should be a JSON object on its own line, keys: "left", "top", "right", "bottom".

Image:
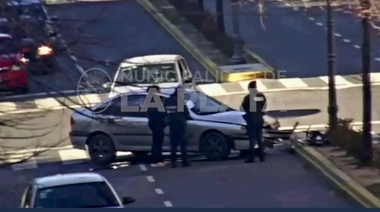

{"left": 343, "top": 39, "right": 351, "bottom": 43}
{"left": 334, "top": 33, "right": 342, "bottom": 37}
{"left": 146, "top": 176, "right": 155, "bottom": 182}
{"left": 319, "top": 75, "right": 352, "bottom": 85}
{"left": 70, "top": 55, "right": 78, "bottom": 62}
{"left": 293, "top": 7, "right": 299, "bottom": 11}
{"left": 375, "top": 58, "right": 380, "bottom": 61}
{"left": 308, "top": 17, "right": 315, "bottom": 21}
{"left": 75, "top": 64, "right": 85, "bottom": 74}
{"left": 285, "top": 3, "right": 291, "bottom": 6}
{"left": 316, "top": 22, "right": 323, "bottom": 26}
{"left": 278, "top": 78, "right": 308, "bottom": 88}
{"left": 155, "top": 188, "right": 164, "bottom": 195}
{"left": 354, "top": 45, "right": 361, "bottom": 49}
{"left": 139, "top": 164, "right": 147, "bottom": 171}
{"left": 164, "top": 201, "right": 173, "bottom": 207}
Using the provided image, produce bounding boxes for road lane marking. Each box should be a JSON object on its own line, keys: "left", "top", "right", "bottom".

{"left": 278, "top": 78, "right": 308, "bottom": 88}
{"left": 139, "top": 164, "right": 147, "bottom": 171}
{"left": 58, "top": 149, "right": 89, "bottom": 165}
{"left": 164, "top": 201, "right": 173, "bottom": 207}
{"left": 316, "top": 22, "right": 323, "bottom": 26}
{"left": 334, "top": 33, "right": 342, "bottom": 37}
{"left": 155, "top": 188, "right": 164, "bottom": 194}
{"left": 319, "top": 75, "right": 353, "bottom": 85}
{"left": 343, "top": 39, "right": 351, "bottom": 43}
{"left": 70, "top": 55, "right": 78, "bottom": 62}
{"left": 146, "top": 176, "right": 155, "bottom": 182}
{"left": 75, "top": 64, "right": 85, "bottom": 74}
{"left": 353, "top": 44, "right": 361, "bottom": 49}
{"left": 308, "top": 17, "right": 315, "bottom": 21}
{"left": 375, "top": 58, "right": 380, "bottom": 61}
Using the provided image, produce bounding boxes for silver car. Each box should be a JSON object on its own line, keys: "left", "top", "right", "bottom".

{"left": 70, "top": 88, "right": 280, "bottom": 165}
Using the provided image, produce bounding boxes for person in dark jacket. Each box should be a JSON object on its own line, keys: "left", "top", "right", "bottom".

{"left": 164, "top": 84, "right": 191, "bottom": 168}
{"left": 240, "top": 80, "right": 267, "bottom": 163}
{"left": 146, "top": 85, "right": 167, "bottom": 167}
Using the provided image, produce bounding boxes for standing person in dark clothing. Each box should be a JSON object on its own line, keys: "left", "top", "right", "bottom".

{"left": 240, "top": 80, "right": 267, "bottom": 163}
{"left": 164, "top": 84, "right": 191, "bottom": 168}
{"left": 146, "top": 85, "right": 167, "bottom": 167}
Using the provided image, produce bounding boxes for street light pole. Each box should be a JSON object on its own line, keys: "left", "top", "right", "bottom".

{"left": 361, "top": 0, "right": 372, "bottom": 165}
{"left": 326, "top": 0, "right": 338, "bottom": 131}
{"left": 229, "top": 0, "right": 246, "bottom": 65}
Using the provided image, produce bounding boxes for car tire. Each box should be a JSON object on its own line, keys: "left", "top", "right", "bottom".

{"left": 87, "top": 133, "right": 116, "bottom": 166}
{"left": 131, "top": 151, "right": 149, "bottom": 157}
{"left": 201, "top": 131, "right": 230, "bottom": 161}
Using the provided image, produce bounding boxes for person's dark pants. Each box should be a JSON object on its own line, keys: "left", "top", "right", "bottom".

{"left": 150, "top": 128, "right": 164, "bottom": 163}
{"left": 246, "top": 120, "right": 264, "bottom": 162}
{"left": 168, "top": 122, "right": 189, "bottom": 166}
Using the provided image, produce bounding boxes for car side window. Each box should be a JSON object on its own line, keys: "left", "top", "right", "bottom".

{"left": 115, "top": 94, "right": 147, "bottom": 117}
{"left": 98, "top": 97, "right": 121, "bottom": 115}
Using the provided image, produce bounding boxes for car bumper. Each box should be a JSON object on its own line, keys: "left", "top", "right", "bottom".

{"left": 0, "top": 70, "right": 28, "bottom": 90}
{"left": 69, "top": 132, "right": 87, "bottom": 150}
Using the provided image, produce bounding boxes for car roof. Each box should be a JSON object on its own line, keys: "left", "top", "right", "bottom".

{"left": 33, "top": 172, "right": 105, "bottom": 189}
{"left": 120, "top": 54, "right": 183, "bottom": 67}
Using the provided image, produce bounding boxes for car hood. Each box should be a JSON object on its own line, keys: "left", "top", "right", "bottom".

{"left": 194, "top": 111, "right": 277, "bottom": 126}
{"left": 109, "top": 82, "right": 181, "bottom": 98}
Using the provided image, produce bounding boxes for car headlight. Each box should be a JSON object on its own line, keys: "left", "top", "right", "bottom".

{"left": 11, "top": 65, "right": 21, "bottom": 71}
{"left": 37, "top": 45, "right": 53, "bottom": 56}
{"left": 240, "top": 125, "right": 247, "bottom": 133}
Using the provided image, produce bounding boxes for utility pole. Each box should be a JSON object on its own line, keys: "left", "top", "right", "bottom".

{"left": 216, "top": 0, "right": 225, "bottom": 33}
{"left": 326, "top": 0, "right": 338, "bottom": 131}
{"left": 229, "top": 0, "right": 246, "bottom": 64}
{"left": 360, "top": 0, "right": 372, "bottom": 165}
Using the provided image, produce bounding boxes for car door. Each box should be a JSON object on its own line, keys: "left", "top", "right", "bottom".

{"left": 111, "top": 94, "right": 152, "bottom": 150}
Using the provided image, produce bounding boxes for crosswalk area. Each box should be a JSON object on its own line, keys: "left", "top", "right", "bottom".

{"left": 0, "top": 73, "right": 379, "bottom": 114}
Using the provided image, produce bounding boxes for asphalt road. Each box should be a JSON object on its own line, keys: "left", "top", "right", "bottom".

{"left": 0, "top": 151, "right": 358, "bottom": 208}
{"left": 202, "top": 0, "right": 380, "bottom": 78}
{"left": 46, "top": 0, "right": 210, "bottom": 80}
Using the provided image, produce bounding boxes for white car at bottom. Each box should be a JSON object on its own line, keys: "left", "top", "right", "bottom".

{"left": 20, "top": 172, "right": 135, "bottom": 208}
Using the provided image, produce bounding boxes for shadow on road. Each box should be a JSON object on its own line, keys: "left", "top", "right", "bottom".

{"left": 266, "top": 109, "right": 321, "bottom": 119}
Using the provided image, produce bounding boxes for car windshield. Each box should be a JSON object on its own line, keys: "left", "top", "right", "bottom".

{"left": 184, "top": 91, "right": 234, "bottom": 115}
{"left": 116, "top": 63, "right": 178, "bottom": 85}
{"left": 34, "top": 182, "right": 120, "bottom": 208}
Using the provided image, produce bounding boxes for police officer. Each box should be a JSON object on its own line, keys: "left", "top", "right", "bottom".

{"left": 164, "top": 84, "right": 191, "bottom": 168}
{"left": 240, "top": 80, "right": 267, "bottom": 163}
{"left": 146, "top": 85, "right": 167, "bottom": 167}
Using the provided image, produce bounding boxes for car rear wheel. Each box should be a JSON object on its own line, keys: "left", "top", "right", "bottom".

{"left": 201, "top": 131, "right": 230, "bottom": 161}
{"left": 87, "top": 134, "right": 116, "bottom": 166}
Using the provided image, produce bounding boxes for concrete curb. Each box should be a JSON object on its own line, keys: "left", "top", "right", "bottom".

{"left": 296, "top": 146, "right": 380, "bottom": 208}
{"left": 137, "top": 0, "right": 220, "bottom": 79}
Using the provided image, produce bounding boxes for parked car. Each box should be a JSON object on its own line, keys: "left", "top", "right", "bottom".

{"left": 70, "top": 87, "right": 281, "bottom": 165}
{"left": 20, "top": 172, "right": 136, "bottom": 208}
{"left": 0, "top": 33, "right": 28, "bottom": 94}
{"left": 103, "top": 54, "right": 195, "bottom": 98}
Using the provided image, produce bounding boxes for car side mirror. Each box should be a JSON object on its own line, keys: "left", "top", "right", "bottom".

{"left": 122, "top": 196, "right": 136, "bottom": 205}
{"left": 184, "top": 77, "right": 193, "bottom": 83}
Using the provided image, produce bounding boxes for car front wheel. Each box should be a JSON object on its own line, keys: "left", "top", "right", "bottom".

{"left": 87, "top": 134, "right": 116, "bottom": 166}
{"left": 201, "top": 131, "right": 230, "bottom": 161}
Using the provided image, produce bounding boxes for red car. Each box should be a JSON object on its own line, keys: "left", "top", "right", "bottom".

{"left": 0, "top": 33, "right": 28, "bottom": 94}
